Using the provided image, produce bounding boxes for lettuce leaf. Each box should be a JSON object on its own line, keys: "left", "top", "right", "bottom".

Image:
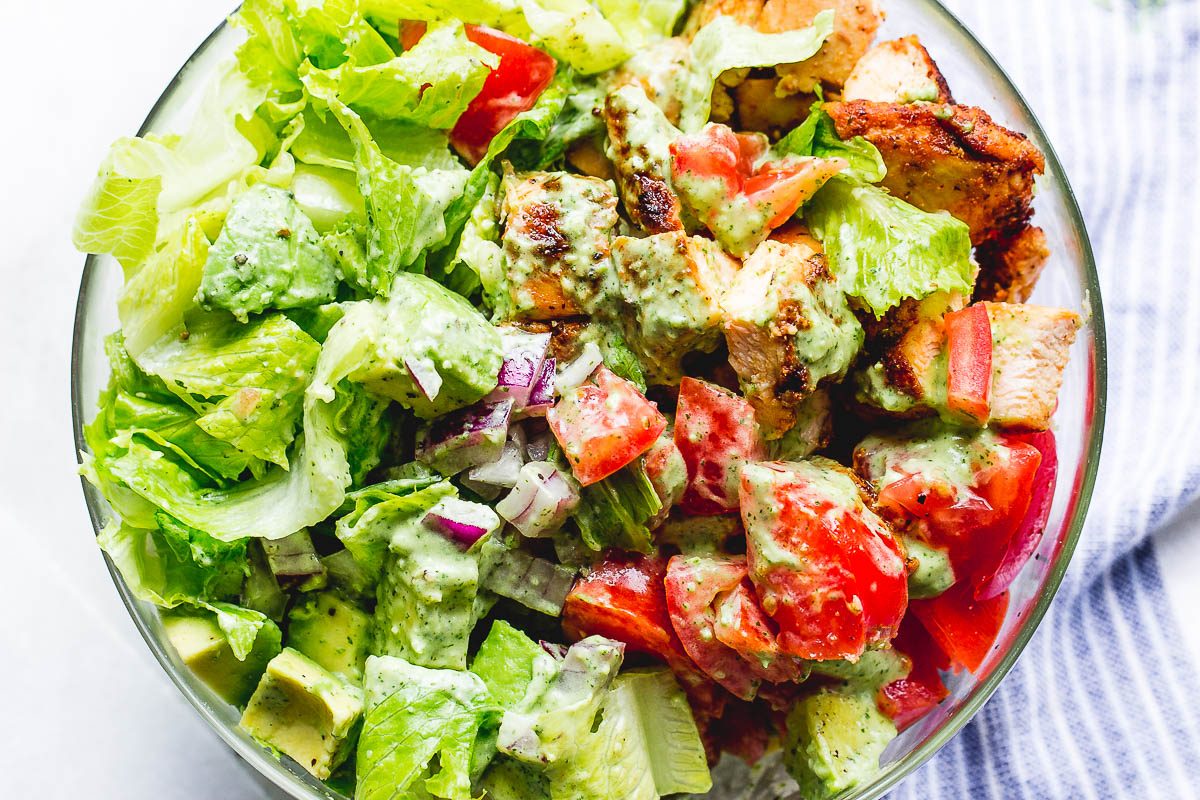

{"left": 470, "top": 620, "right": 558, "bottom": 708}
{"left": 357, "top": 655, "right": 497, "bottom": 800}
{"left": 775, "top": 102, "right": 887, "bottom": 184}
{"left": 97, "top": 512, "right": 247, "bottom": 608}
{"left": 197, "top": 184, "right": 339, "bottom": 320}
{"left": 680, "top": 11, "right": 834, "bottom": 131}
{"left": 116, "top": 217, "right": 209, "bottom": 358}
{"left": 136, "top": 313, "right": 322, "bottom": 469}
{"left": 804, "top": 176, "right": 976, "bottom": 318}
{"left": 572, "top": 462, "right": 662, "bottom": 554}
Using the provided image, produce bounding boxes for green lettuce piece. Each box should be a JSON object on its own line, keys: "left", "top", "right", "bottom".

{"left": 450, "top": 172, "right": 505, "bottom": 312}
{"left": 232, "top": 0, "right": 305, "bottom": 109}
{"left": 680, "top": 11, "right": 834, "bottom": 131}
{"left": 325, "top": 98, "right": 469, "bottom": 293}
{"left": 87, "top": 299, "right": 402, "bottom": 542}
{"left": 620, "top": 670, "right": 712, "bottom": 795}
{"left": 136, "top": 313, "right": 322, "bottom": 468}
{"left": 775, "top": 102, "right": 887, "bottom": 183}
{"left": 594, "top": 0, "right": 685, "bottom": 49}
{"left": 498, "top": 637, "right": 623, "bottom": 766}
{"left": 290, "top": 107, "right": 462, "bottom": 173}
{"left": 207, "top": 601, "right": 282, "bottom": 661}
{"left": 356, "top": 655, "right": 497, "bottom": 800}
{"left": 373, "top": 496, "right": 483, "bottom": 669}
{"left": 804, "top": 176, "right": 975, "bottom": 318}
{"left": 310, "top": 21, "right": 497, "bottom": 127}
{"left": 98, "top": 512, "right": 247, "bottom": 609}
{"left": 197, "top": 184, "right": 338, "bottom": 320}
{"left": 470, "top": 620, "right": 558, "bottom": 709}
{"left": 572, "top": 462, "right": 662, "bottom": 554}
{"left": 327, "top": 380, "right": 395, "bottom": 485}
{"left": 342, "top": 272, "right": 503, "bottom": 418}
{"left": 335, "top": 480, "right": 457, "bottom": 581}
{"left": 504, "top": 75, "right": 605, "bottom": 171}
{"left": 363, "top": 0, "right": 631, "bottom": 74}
{"left": 74, "top": 64, "right": 268, "bottom": 260}
{"left": 117, "top": 217, "right": 209, "bottom": 358}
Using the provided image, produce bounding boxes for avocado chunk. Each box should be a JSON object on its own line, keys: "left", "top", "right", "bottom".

{"left": 808, "top": 645, "right": 910, "bottom": 692}
{"left": 286, "top": 592, "right": 371, "bottom": 684}
{"left": 164, "top": 613, "right": 281, "bottom": 707}
{"left": 784, "top": 688, "right": 897, "bottom": 799}
{"left": 239, "top": 648, "right": 364, "bottom": 779}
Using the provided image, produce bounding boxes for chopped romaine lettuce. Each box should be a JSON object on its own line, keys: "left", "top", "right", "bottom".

{"left": 805, "top": 176, "right": 976, "bottom": 318}
{"left": 356, "top": 655, "right": 497, "bottom": 800}
{"left": 470, "top": 620, "right": 559, "bottom": 708}
{"left": 572, "top": 462, "right": 662, "bottom": 554}
{"left": 775, "top": 102, "right": 888, "bottom": 184}
{"left": 116, "top": 217, "right": 209, "bottom": 359}
{"left": 335, "top": 481, "right": 457, "bottom": 580}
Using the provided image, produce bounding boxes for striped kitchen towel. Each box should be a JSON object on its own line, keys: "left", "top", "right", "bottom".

{"left": 892, "top": 1, "right": 1200, "bottom": 797}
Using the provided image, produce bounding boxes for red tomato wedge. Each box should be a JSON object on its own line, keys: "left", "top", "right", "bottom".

{"left": 975, "top": 431, "right": 1058, "bottom": 600}
{"left": 669, "top": 125, "right": 766, "bottom": 199}
{"left": 562, "top": 553, "right": 721, "bottom": 709}
{"left": 945, "top": 304, "right": 993, "bottom": 423}
{"left": 877, "top": 616, "right": 950, "bottom": 730}
{"left": 713, "top": 581, "right": 804, "bottom": 683}
{"left": 399, "top": 21, "right": 556, "bottom": 164}
{"left": 674, "top": 377, "right": 767, "bottom": 515}
{"left": 739, "top": 461, "right": 908, "bottom": 662}
{"left": 665, "top": 555, "right": 761, "bottom": 700}
{"left": 548, "top": 367, "right": 667, "bottom": 486}
{"left": 909, "top": 583, "right": 1009, "bottom": 673}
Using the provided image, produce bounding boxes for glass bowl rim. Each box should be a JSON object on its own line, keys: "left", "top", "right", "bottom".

{"left": 69, "top": 3, "right": 1108, "bottom": 798}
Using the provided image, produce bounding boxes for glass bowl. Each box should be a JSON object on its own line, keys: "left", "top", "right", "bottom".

{"left": 70, "top": 2, "right": 1106, "bottom": 798}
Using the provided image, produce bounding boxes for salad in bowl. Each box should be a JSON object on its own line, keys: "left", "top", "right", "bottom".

{"left": 73, "top": 0, "right": 1084, "bottom": 797}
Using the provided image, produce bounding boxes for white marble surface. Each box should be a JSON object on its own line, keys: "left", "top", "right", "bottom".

{"left": 5, "top": 1, "right": 1200, "bottom": 798}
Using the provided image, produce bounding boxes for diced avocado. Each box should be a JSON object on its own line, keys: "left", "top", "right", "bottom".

{"left": 783, "top": 688, "right": 897, "bottom": 799}
{"left": 239, "top": 648, "right": 364, "bottom": 780}
{"left": 164, "top": 613, "right": 281, "bottom": 707}
{"left": 286, "top": 592, "right": 372, "bottom": 684}
{"left": 903, "top": 535, "right": 956, "bottom": 599}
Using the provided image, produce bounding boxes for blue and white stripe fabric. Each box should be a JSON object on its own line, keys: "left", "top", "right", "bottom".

{"left": 892, "top": 1, "right": 1200, "bottom": 797}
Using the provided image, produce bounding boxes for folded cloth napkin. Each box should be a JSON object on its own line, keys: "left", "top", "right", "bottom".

{"left": 891, "top": 1, "right": 1200, "bottom": 797}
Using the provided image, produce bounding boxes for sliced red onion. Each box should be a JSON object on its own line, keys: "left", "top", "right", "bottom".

{"left": 519, "top": 358, "right": 556, "bottom": 418}
{"left": 554, "top": 342, "right": 602, "bottom": 394}
{"left": 487, "top": 330, "right": 551, "bottom": 408}
{"left": 975, "top": 432, "right": 1059, "bottom": 600}
{"left": 496, "top": 461, "right": 580, "bottom": 538}
{"left": 416, "top": 399, "right": 513, "bottom": 476}
{"left": 539, "top": 641, "right": 569, "bottom": 660}
{"left": 404, "top": 355, "right": 443, "bottom": 401}
{"left": 468, "top": 435, "right": 526, "bottom": 487}
{"left": 262, "top": 530, "right": 325, "bottom": 585}
{"left": 423, "top": 497, "right": 501, "bottom": 546}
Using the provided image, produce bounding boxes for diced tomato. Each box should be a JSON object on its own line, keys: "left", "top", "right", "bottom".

{"left": 665, "top": 555, "right": 761, "bottom": 700}
{"left": 909, "top": 583, "right": 1009, "bottom": 673}
{"left": 945, "top": 304, "right": 993, "bottom": 423}
{"left": 674, "top": 377, "right": 767, "bottom": 515}
{"left": 548, "top": 367, "right": 667, "bottom": 486}
{"left": 740, "top": 461, "right": 908, "bottom": 662}
{"left": 400, "top": 21, "right": 556, "bottom": 164}
{"left": 875, "top": 473, "right": 960, "bottom": 521}
{"left": 741, "top": 159, "right": 833, "bottom": 229}
{"left": 669, "top": 125, "right": 767, "bottom": 199}
{"left": 713, "top": 581, "right": 804, "bottom": 683}
{"left": 877, "top": 616, "right": 950, "bottom": 730}
{"left": 562, "top": 553, "right": 721, "bottom": 710}
{"left": 975, "top": 431, "right": 1059, "bottom": 600}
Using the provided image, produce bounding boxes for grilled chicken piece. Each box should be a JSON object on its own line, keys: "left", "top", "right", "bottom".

{"left": 611, "top": 37, "right": 693, "bottom": 126}
{"left": 842, "top": 35, "right": 953, "bottom": 104}
{"left": 613, "top": 232, "right": 739, "bottom": 384}
{"left": 684, "top": 0, "right": 882, "bottom": 95}
{"left": 824, "top": 100, "right": 1046, "bottom": 245}
{"left": 604, "top": 84, "right": 686, "bottom": 235}
{"left": 857, "top": 302, "right": 1081, "bottom": 431}
{"left": 724, "top": 238, "right": 864, "bottom": 437}
{"left": 734, "top": 78, "right": 817, "bottom": 137}
{"left": 974, "top": 225, "right": 1052, "bottom": 303}
{"left": 498, "top": 167, "right": 619, "bottom": 320}
{"left": 760, "top": 0, "right": 884, "bottom": 94}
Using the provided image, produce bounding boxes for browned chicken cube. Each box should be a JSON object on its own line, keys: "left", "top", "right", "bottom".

{"left": 684, "top": 0, "right": 882, "bottom": 95}
{"left": 498, "top": 168, "right": 619, "bottom": 321}
{"left": 604, "top": 84, "right": 687, "bottom": 235}
{"left": 974, "top": 225, "right": 1052, "bottom": 303}
{"left": 723, "top": 236, "right": 863, "bottom": 436}
{"left": 857, "top": 302, "right": 1081, "bottom": 431}
{"left": 610, "top": 37, "right": 693, "bottom": 126}
{"left": 842, "top": 35, "right": 954, "bottom": 104}
{"left": 613, "top": 232, "right": 738, "bottom": 384}
{"left": 824, "top": 100, "right": 1046, "bottom": 245}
